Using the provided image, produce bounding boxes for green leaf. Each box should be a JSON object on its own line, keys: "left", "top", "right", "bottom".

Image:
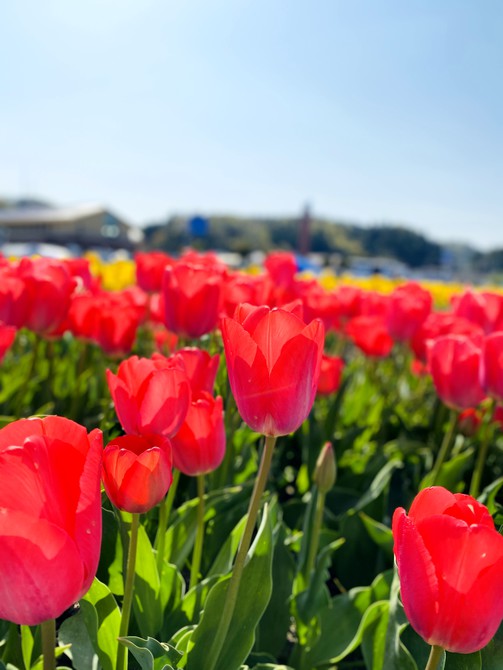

{"left": 206, "top": 514, "right": 248, "bottom": 577}
{"left": 20, "top": 626, "right": 35, "bottom": 670}
{"left": 164, "top": 486, "right": 251, "bottom": 570}
{"left": 161, "top": 576, "right": 220, "bottom": 640}
{"left": 58, "top": 610, "right": 98, "bottom": 670}
{"left": 359, "top": 511, "right": 394, "bottom": 559}
{"left": 132, "top": 519, "right": 163, "bottom": 638}
{"left": 480, "top": 620, "right": 503, "bottom": 668}
{"left": 119, "top": 636, "right": 182, "bottom": 670}
{"left": 80, "top": 578, "right": 121, "bottom": 670}
{"left": 479, "top": 477, "right": 503, "bottom": 512}
{"left": 186, "top": 503, "right": 274, "bottom": 670}
{"left": 250, "top": 664, "right": 295, "bottom": 669}
{"left": 444, "top": 651, "right": 481, "bottom": 669}
{"left": 420, "top": 448, "right": 474, "bottom": 491}
{"left": 256, "top": 524, "right": 296, "bottom": 658}
{"left": 294, "top": 537, "right": 345, "bottom": 628}
{"left": 361, "top": 569, "right": 416, "bottom": 670}
{"left": 351, "top": 459, "right": 404, "bottom": 514}
{"left": 299, "top": 586, "right": 374, "bottom": 667}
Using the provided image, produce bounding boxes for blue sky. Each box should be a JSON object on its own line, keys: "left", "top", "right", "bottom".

{"left": 1, "top": 1, "right": 502, "bottom": 250}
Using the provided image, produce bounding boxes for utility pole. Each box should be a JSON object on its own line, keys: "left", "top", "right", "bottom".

{"left": 298, "top": 203, "right": 311, "bottom": 256}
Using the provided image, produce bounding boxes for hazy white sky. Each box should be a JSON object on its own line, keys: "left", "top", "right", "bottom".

{"left": 1, "top": 0, "right": 502, "bottom": 250}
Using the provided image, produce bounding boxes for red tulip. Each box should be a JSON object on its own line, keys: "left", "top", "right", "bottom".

{"left": 17, "top": 257, "right": 77, "bottom": 334}
{"left": 345, "top": 315, "right": 394, "bottom": 358}
{"left": 492, "top": 404, "right": 503, "bottom": 431}
{"left": 411, "top": 312, "right": 484, "bottom": 363}
{"left": 264, "top": 251, "right": 297, "bottom": 288}
{"left": 333, "top": 285, "right": 362, "bottom": 324}
{"left": 0, "top": 416, "right": 103, "bottom": 625}
{"left": 452, "top": 289, "right": 503, "bottom": 334}
{"left": 170, "top": 392, "right": 226, "bottom": 476}
{"left": 221, "top": 302, "right": 324, "bottom": 436}
{"left": 0, "top": 266, "right": 28, "bottom": 329}
{"left": 0, "top": 324, "right": 16, "bottom": 363}
{"left": 480, "top": 332, "right": 503, "bottom": 402}
{"left": 317, "top": 354, "right": 344, "bottom": 395}
{"left": 153, "top": 326, "right": 179, "bottom": 355}
{"left": 294, "top": 281, "right": 340, "bottom": 332}
{"left": 0, "top": 258, "right": 77, "bottom": 334}
{"left": 392, "top": 486, "right": 503, "bottom": 653}
{"left": 135, "top": 251, "right": 174, "bottom": 293}
{"left": 162, "top": 261, "right": 225, "bottom": 338}
{"left": 457, "top": 407, "right": 482, "bottom": 437}
{"left": 359, "top": 290, "right": 390, "bottom": 318}
{"left": 174, "top": 347, "right": 220, "bottom": 394}
{"left": 106, "top": 354, "right": 191, "bottom": 438}
{"left": 102, "top": 434, "right": 173, "bottom": 513}
{"left": 69, "top": 290, "right": 143, "bottom": 356}
{"left": 386, "top": 282, "right": 432, "bottom": 342}
{"left": 428, "top": 335, "right": 486, "bottom": 410}
{"left": 221, "top": 271, "right": 273, "bottom": 318}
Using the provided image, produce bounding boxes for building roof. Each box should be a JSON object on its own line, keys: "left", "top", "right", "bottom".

{"left": 0, "top": 203, "right": 123, "bottom": 225}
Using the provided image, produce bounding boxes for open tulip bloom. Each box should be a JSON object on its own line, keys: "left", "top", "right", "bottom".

{"left": 392, "top": 486, "right": 503, "bottom": 655}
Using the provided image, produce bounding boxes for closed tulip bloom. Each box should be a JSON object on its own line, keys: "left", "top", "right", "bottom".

{"left": 0, "top": 267, "right": 28, "bottom": 329}
{"left": 18, "top": 257, "right": 77, "bottom": 334}
{"left": 392, "top": 486, "right": 503, "bottom": 654}
{"left": 452, "top": 289, "right": 503, "bottom": 334}
{"left": 162, "top": 261, "right": 225, "bottom": 338}
{"left": 102, "top": 434, "right": 173, "bottom": 513}
{"left": 386, "top": 282, "right": 432, "bottom": 342}
{"left": 317, "top": 354, "right": 344, "bottom": 396}
{"left": 106, "top": 354, "right": 191, "bottom": 438}
{"left": 411, "top": 312, "right": 484, "bottom": 363}
{"left": 428, "top": 335, "right": 486, "bottom": 410}
{"left": 0, "top": 416, "right": 103, "bottom": 625}
{"left": 480, "top": 332, "right": 503, "bottom": 401}
{"left": 170, "top": 392, "right": 226, "bottom": 476}
{"left": 135, "top": 251, "right": 174, "bottom": 293}
{"left": 174, "top": 347, "right": 220, "bottom": 394}
{"left": 221, "top": 302, "right": 324, "bottom": 436}
{"left": 264, "top": 251, "right": 298, "bottom": 288}
{"left": 345, "top": 315, "right": 394, "bottom": 358}
{"left": 69, "top": 290, "right": 144, "bottom": 356}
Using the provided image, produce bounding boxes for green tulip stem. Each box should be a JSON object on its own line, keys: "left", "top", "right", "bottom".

{"left": 189, "top": 474, "right": 206, "bottom": 590}
{"left": 425, "top": 644, "right": 445, "bottom": 670}
{"left": 470, "top": 399, "right": 495, "bottom": 499}
{"left": 431, "top": 408, "right": 458, "bottom": 486}
{"left": 117, "top": 512, "right": 140, "bottom": 670}
{"left": 205, "top": 434, "right": 277, "bottom": 670}
{"left": 41, "top": 618, "right": 56, "bottom": 670}
{"left": 155, "top": 468, "right": 180, "bottom": 576}
{"left": 304, "top": 488, "right": 326, "bottom": 582}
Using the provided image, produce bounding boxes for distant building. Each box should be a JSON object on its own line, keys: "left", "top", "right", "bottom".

{"left": 0, "top": 202, "right": 143, "bottom": 252}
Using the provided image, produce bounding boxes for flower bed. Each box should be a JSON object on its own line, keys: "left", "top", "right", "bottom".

{"left": 0, "top": 249, "right": 502, "bottom": 670}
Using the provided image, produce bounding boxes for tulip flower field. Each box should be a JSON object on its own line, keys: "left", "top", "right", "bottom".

{"left": 1, "top": 248, "right": 503, "bottom": 670}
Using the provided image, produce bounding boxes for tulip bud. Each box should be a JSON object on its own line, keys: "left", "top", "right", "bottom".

{"left": 313, "top": 442, "right": 336, "bottom": 493}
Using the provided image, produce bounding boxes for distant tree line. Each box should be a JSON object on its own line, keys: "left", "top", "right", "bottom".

{"left": 142, "top": 214, "right": 453, "bottom": 269}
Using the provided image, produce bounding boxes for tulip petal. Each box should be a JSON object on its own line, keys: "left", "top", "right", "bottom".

{"left": 408, "top": 486, "right": 456, "bottom": 521}
{"left": 249, "top": 309, "right": 305, "bottom": 369}
{"left": 140, "top": 368, "right": 190, "bottom": 437}
{"left": 392, "top": 508, "right": 439, "bottom": 644}
{"left": 0, "top": 511, "right": 84, "bottom": 625}
{"left": 418, "top": 516, "right": 503, "bottom": 652}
